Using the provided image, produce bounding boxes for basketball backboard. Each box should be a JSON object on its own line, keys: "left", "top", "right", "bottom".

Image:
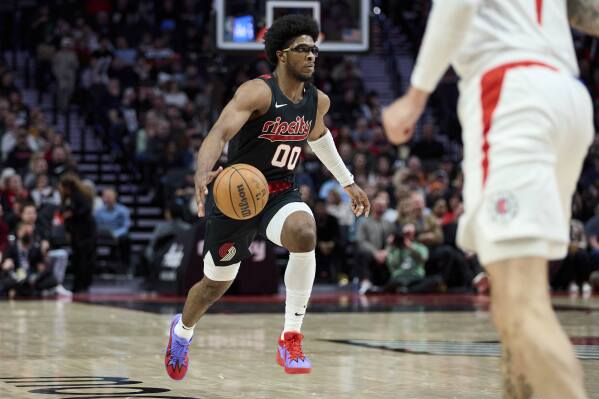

{"left": 215, "top": 0, "right": 370, "bottom": 53}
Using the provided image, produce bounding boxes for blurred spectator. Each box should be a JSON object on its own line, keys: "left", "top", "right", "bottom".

{"left": 377, "top": 191, "right": 398, "bottom": 223}
{"left": 326, "top": 188, "right": 354, "bottom": 229}
{"left": 401, "top": 191, "right": 443, "bottom": 247}
{"left": 299, "top": 184, "right": 315, "bottom": 209}
{"left": 163, "top": 80, "right": 189, "bottom": 108}
{"left": 52, "top": 37, "right": 79, "bottom": 111}
{"left": 19, "top": 202, "right": 71, "bottom": 297}
{"left": 31, "top": 174, "right": 61, "bottom": 209}
{"left": 411, "top": 122, "right": 445, "bottom": 162}
{"left": 1, "top": 112, "right": 19, "bottom": 161}
{"left": 6, "top": 131, "right": 34, "bottom": 175}
{"left": 384, "top": 223, "right": 443, "bottom": 293}
{"left": 59, "top": 173, "right": 96, "bottom": 293}
{"left": 0, "top": 222, "right": 57, "bottom": 297}
{"left": 1, "top": 172, "right": 30, "bottom": 223}
{"left": 551, "top": 219, "right": 593, "bottom": 296}
{"left": 585, "top": 203, "right": 599, "bottom": 269}
{"left": 319, "top": 168, "right": 350, "bottom": 203}
{"left": 24, "top": 152, "right": 50, "bottom": 189}
{"left": 0, "top": 204, "right": 9, "bottom": 253}
{"left": 314, "top": 199, "right": 342, "bottom": 283}
{"left": 82, "top": 179, "right": 104, "bottom": 212}
{"left": 95, "top": 187, "right": 132, "bottom": 268}
{"left": 354, "top": 194, "right": 396, "bottom": 294}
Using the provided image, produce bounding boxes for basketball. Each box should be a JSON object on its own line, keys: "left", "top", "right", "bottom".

{"left": 213, "top": 164, "right": 269, "bottom": 220}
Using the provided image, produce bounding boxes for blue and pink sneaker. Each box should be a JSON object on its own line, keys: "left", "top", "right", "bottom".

{"left": 165, "top": 314, "right": 191, "bottom": 380}
{"left": 276, "top": 331, "right": 312, "bottom": 374}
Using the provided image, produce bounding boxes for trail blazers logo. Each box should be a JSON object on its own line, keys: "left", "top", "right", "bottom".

{"left": 218, "top": 242, "right": 237, "bottom": 262}
{"left": 259, "top": 116, "right": 312, "bottom": 142}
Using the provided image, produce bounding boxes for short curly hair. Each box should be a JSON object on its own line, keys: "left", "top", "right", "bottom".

{"left": 264, "top": 14, "right": 320, "bottom": 66}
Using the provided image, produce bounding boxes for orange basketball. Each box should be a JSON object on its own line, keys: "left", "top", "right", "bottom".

{"left": 212, "top": 164, "right": 269, "bottom": 220}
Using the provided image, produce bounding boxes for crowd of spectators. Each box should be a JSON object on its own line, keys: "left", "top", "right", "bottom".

{"left": 0, "top": 0, "right": 598, "bottom": 297}
{"left": 0, "top": 52, "right": 86, "bottom": 297}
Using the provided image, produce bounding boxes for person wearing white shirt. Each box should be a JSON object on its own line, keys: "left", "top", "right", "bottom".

{"left": 382, "top": 1, "right": 599, "bottom": 398}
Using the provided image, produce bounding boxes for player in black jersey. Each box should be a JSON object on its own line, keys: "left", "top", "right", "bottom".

{"left": 165, "top": 14, "right": 370, "bottom": 378}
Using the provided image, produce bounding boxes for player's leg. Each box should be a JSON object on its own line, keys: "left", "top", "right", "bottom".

{"left": 263, "top": 199, "right": 316, "bottom": 374}
{"left": 180, "top": 255, "right": 238, "bottom": 328}
{"left": 165, "top": 195, "right": 257, "bottom": 380}
{"left": 165, "top": 251, "right": 241, "bottom": 381}
{"left": 459, "top": 67, "right": 591, "bottom": 398}
{"left": 486, "top": 257, "right": 586, "bottom": 399}
{"left": 279, "top": 209, "right": 317, "bottom": 330}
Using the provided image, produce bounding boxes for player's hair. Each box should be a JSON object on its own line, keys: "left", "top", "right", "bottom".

{"left": 264, "top": 14, "right": 319, "bottom": 66}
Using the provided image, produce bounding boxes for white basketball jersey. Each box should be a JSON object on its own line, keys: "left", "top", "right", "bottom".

{"left": 452, "top": 0, "right": 579, "bottom": 79}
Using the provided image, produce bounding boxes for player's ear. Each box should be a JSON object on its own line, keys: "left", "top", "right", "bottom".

{"left": 276, "top": 50, "right": 286, "bottom": 64}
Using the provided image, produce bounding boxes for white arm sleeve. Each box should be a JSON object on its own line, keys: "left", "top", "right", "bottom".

{"left": 410, "top": 0, "right": 482, "bottom": 93}
{"left": 308, "top": 131, "right": 354, "bottom": 187}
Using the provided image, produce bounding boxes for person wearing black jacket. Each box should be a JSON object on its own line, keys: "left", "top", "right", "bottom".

{"left": 0, "top": 222, "right": 57, "bottom": 297}
{"left": 59, "top": 173, "right": 97, "bottom": 293}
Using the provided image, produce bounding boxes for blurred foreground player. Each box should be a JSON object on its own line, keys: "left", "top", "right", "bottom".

{"left": 382, "top": 1, "right": 598, "bottom": 398}
{"left": 164, "top": 14, "right": 369, "bottom": 378}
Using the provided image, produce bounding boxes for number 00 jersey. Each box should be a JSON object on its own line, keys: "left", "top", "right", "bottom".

{"left": 225, "top": 75, "right": 318, "bottom": 183}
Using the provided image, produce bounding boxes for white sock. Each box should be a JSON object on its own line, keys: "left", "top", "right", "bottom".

{"left": 174, "top": 319, "right": 195, "bottom": 341}
{"left": 282, "top": 251, "right": 316, "bottom": 339}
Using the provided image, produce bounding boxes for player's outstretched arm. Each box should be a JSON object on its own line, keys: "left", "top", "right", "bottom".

{"left": 382, "top": 0, "right": 481, "bottom": 145}
{"left": 308, "top": 90, "right": 370, "bottom": 217}
{"left": 195, "top": 79, "right": 270, "bottom": 217}
{"left": 568, "top": 0, "right": 599, "bottom": 36}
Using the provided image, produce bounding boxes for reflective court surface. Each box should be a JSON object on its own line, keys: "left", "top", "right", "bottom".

{"left": 1, "top": 295, "right": 598, "bottom": 399}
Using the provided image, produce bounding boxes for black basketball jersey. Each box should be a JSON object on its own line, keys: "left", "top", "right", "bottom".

{"left": 226, "top": 75, "right": 318, "bottom": 182}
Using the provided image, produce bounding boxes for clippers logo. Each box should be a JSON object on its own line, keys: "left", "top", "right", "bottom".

{"left": 488, "top": 191, "right": 518, "bottom": 223}
{"left": 259, "top": 116, "right": 312, "bottom": 142}
{"left": 218, "top": 242, "right": 237, "bottom": 262}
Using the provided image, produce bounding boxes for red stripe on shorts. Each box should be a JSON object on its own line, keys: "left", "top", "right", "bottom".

{"left": 479, "top": 61, "right": 558, "bottom": 187}
{"left": 536, "top": 0, "right": 543, "bottom": 25}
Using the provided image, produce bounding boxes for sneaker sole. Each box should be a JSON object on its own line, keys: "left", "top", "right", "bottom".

{"left": 276, "top": 347, "right": 311, "bottom": 374}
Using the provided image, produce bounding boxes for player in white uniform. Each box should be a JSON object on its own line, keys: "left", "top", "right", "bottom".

{"left": 382, "top": 1, "right": 598, "bottom": 398}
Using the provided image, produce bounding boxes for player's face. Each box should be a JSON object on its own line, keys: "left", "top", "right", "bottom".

{"left": 281, "top": 35, "right": 317, "bottom": 82}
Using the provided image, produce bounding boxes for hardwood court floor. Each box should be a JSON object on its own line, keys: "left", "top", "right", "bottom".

{"left": 0, "top": 295, "right": 598, "bottom": 399}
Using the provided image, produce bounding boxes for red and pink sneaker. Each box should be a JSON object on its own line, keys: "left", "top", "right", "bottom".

{"left": 164, "top": 314, "right": 191, "bottom": 380}
{"left": 276, "top": 331, "right": 312, "bottom": 374}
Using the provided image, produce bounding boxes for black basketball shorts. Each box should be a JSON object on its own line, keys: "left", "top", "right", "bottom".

{"left": 203, "top": 188, "right": 303, "bottom": 266}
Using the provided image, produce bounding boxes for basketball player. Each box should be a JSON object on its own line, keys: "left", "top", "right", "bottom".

{"left": 164, "top": 14, "right": 370, "bottom": 379}
{"left": 382, "top": 1, "right": 598, "bottom": 398}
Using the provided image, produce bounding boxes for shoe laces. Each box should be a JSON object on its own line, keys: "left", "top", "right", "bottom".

{"left": 284, "top": 333, "right": 305, "bottom": 361}
{"left": 168, "top": 336, "right": 190, "bottom": 367}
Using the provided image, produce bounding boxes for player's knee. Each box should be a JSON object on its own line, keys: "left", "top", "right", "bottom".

{"left": 287, "top": 222, "right": 316, "bottom": 252}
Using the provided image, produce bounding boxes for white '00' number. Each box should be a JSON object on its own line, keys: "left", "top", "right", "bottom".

{"left": 271, "top": 144, "right": 301, "bottom": 170}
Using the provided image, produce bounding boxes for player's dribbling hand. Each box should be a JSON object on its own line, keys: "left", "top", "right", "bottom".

{"left": 195, "top": 166, "right": 223, "bottom": 217}
{"left": 344, "top": 183, "right": 370, "bottom": 217}
{"left": 382, "top": 86, "right": 429, "bottom": 145}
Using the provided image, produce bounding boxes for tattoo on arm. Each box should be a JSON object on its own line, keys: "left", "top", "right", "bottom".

{"left": 568, "top": 0, "right": 599, "bottom": 36}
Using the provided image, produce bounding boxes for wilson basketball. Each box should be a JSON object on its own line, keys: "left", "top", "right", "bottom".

{"left": 213, "top": 164, "right": 269, "bottom": 220}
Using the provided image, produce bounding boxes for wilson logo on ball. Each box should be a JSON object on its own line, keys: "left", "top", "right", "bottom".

{"left": 237, "top": 184, "right": 251, "bottom": 218}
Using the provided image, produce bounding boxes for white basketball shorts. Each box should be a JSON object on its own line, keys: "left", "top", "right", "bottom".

{"left": 456, "top": 61, "right": 594, "bottom": 265}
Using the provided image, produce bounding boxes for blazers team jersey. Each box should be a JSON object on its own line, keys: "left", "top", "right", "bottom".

{"left": 226, "top": 75, "right": 318, "bottom": 182}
